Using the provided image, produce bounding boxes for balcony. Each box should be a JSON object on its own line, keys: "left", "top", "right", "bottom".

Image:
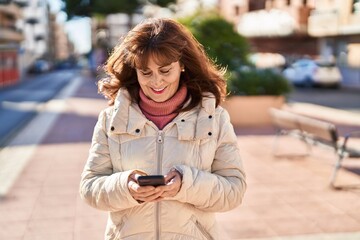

{"left": 308, "top": 10, "right": 339, "bottom": 37}
{"left": 308, "top": 9, "right": 360, "bottom": 36}
{"left": 0, "top": 3, "right": 22, "bottom": 18}
{"left": 0, "top": 28, "right": 24, "bottom": 42}
{"left": 237, "top": 9, "right": 297, "bottom": 37}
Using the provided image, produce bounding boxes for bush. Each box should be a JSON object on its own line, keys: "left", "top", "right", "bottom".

{"left": 179, "top": 12, "right": 291, "bottom": 97}
{"left": 179, "top": 12, "right": 251, "bottom": 71}
{"left": 227, "top": 67, "right": 292, "bottom": 96}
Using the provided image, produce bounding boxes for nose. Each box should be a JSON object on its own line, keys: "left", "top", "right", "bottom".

{"left": 151, "top": 74, "right": 163, "bottom": 86}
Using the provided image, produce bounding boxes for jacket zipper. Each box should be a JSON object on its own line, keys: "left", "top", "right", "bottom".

{"left": 156, "top": 131, "right": 164, "bottom": 174}
{"left": 155, "top": 130, "right": 164, "bottom": 240}
{"left": 194, "top": 219, "right": 213, "bottom": 240}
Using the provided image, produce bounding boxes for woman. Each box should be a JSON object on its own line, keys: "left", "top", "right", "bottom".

{"left": 80, "top": 18, "right": 246, "bottom": 240}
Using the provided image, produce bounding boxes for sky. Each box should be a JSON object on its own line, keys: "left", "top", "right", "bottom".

{"left": 47, "top": 0, "right": 91, "bottom": 54}
{"left": 46, "top": 0, "right": 217, "bottom": 55}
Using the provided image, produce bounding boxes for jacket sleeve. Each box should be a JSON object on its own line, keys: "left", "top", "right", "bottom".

{"left": 172, "top": 108, "right": 247, "bottom": 212}
{"left": 79, "top": 109, "right": 140, "bottom": 212}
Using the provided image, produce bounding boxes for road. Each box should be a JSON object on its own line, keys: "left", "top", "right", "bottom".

{"left": 1, "top": 70, "right": 359, "bottom": 147}
{"left": 0, "top": 70, "right": 80, "bottom": 147}
{"left": 288, "top": 85, "right": 360, "bottom": 113}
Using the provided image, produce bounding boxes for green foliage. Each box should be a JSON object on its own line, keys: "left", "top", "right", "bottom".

{"left": 93, "top": 0, "right": 139, "bottom": 15}
{"left": 62, "top": 0, "right": 176, "bottom": 19}
{"left": 179, "top": 12, "right": 251, "bottom": 71}
{"left": 148, "top": 0, "right": 176, "bottom": 8}
{"left": 63, "top": 0, "right": 92, "bottom": 18}
{"left": 179, "top": 12, "right": 290, "bottom": 96}
{"left": 227, "top": 67, "right": 292, "bottom": 96}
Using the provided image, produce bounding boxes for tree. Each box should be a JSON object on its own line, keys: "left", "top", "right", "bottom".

{"left": 179, "top": 12, "right": 291, "bottom": 97}
{"left": 179, "top": 12, "right": 252, "bottom": 72}
{"left": 63, "top": 0, "right": 177, "bottom": 36}
{"left": 62, "top": 0, "right": 176, "bottom": 19}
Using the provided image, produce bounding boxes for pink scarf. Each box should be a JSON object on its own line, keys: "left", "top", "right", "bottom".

{"left": 139, "top": 85, "right": 187, "bottom": 130}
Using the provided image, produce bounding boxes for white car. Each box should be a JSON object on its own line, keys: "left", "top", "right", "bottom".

{"left": 283, "top": 59, "right": 342, "bottom": 87}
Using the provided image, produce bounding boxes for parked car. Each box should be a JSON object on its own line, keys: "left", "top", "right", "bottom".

{"left": 283, "top": 59, "right": 342, "bottom": 88}
{"left": 28, "top": 59, "right": 51, "bottom": 74}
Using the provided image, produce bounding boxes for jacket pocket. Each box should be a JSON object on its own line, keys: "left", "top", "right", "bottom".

{"left": 190, "top": 215, "right": 214, "bottom": 240}
{"left": 107, "top": 220, "right": 125, "bottom": 240}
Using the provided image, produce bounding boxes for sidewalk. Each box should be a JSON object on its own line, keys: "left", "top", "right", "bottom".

{"left": 0, "top": 73, "right": 360, "bottom": 239}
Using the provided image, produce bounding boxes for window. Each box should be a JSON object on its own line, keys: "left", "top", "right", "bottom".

{"left": 353, "top": 0, "right": 360, "bottom": 14}
{"left": 249, "top": 0, "right": 266, "bottom": 11}
{"left": 234, "top": 5, "right": 240, "bottom": 16}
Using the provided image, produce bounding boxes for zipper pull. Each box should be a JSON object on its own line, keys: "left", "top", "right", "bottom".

{"left": 157, "top": 131, "right": 164, "bottom": 144}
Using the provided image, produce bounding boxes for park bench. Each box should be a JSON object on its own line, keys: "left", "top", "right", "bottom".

{"left": 269, "top": 108, "right": 360, "bottom": 188}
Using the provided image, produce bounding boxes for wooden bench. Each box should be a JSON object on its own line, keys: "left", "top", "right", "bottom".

{"left": 269, "top": 108, "right": 360, "bottom": 188}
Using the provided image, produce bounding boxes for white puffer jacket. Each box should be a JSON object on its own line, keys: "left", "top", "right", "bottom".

{"left": 80, "top": 89, "right": 246, "bottom": 240}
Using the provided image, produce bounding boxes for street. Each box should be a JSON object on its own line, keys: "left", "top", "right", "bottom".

{"left": 1, "top": 70, "right": 360, "bottom": 148}
{"left": 0, "top": 70, "right": 80, "bottom": 147}
{"left": 289, "top": 86, "right": 360, "bottom": 112}
{"left": 0, "top": 70, "right": 359, "bottom": 239}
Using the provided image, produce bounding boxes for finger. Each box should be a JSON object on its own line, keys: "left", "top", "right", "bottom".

{"left": 153, "top": 185, "right": 175, "bottom": 197}
{"left": 151, "top": 196, "right": 164, "bottom": 202}
{"left": 128, "top": 180, "right": 138, "bottom": 192}
{"left": 131, "top": 186, "right": 157, "bottom": 196}
{"left": 136, "top": 190, "right": 164, "bottom": 202}
{"left": 164, "top": 171, "right": 177, "bottom": 183}
{"left": 159, "top": 189, "right": 178, "bottom": 198}
{"left": 131, "top": 186, "right": 162, "bottom": 201}
{"left": 158, "top": 179, "right": 181, "bottom": 198}
{"left": 134, "top": 173, "right": 144, "bottom": 182}
{"left": 129, "top": 181, "right": 153, "bottom": 197}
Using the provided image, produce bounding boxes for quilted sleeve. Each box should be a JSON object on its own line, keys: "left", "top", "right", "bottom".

{"left": 79, "top": 109, "right": 141, "bottom": 212}
{"left": 172, "top": 108, "right": 247, "bottom": 212}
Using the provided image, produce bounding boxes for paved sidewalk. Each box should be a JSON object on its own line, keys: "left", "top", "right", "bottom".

{"left": 0, "top": 73, "right": 360, "bottom": 239}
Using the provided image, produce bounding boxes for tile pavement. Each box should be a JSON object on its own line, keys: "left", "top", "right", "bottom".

{"left": 0, "top": 73, "right": 360, "bottom": 239}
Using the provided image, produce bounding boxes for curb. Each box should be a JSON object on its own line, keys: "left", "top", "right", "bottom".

{"left": 0, "top": 76, "right": 83, "bottom": 197}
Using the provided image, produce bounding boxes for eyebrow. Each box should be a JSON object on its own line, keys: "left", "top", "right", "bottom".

{"left": 139, "top": 63, "right": 173, "bottom": 71}
{"left": 160, "top": 64, "right": 172, "bottom": 68}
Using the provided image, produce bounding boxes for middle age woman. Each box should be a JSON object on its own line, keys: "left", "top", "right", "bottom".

{"left": 80, "top": 18, "right": 247, "bottom": 240}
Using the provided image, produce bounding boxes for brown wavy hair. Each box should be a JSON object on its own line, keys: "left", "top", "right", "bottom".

{"left": 98, "top": 18, "right": 226, "bottom": 111}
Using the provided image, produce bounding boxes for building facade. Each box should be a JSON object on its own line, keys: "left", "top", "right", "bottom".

{"left": 218, "top": 0, "right": 318, "bottom": 58}
{"left": 0, "top": 1, "right": 23, "bottom": 87}
{"left": 308, "top": 0, "right": 360, "bottom": 63}
{"left": 218, "top": 0, "right": 360, "bottom": 86}
{"left": 0, "top": 0, "right": 75, "bottom": 88}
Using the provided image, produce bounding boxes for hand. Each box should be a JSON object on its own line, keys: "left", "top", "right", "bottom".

{"left": 157, "top": 168, "right": 182, "bottom": 198}
{"left": 128, "top": 172, "right": 164, "bottom": 203}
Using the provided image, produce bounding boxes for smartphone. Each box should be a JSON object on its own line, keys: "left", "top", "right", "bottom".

{"left": 137, "top": 175, "right": 165, "bottom": 187}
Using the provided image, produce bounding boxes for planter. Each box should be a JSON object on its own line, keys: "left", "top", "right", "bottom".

{"left": 221, "top": 95, "right": 285, "bottom": 127}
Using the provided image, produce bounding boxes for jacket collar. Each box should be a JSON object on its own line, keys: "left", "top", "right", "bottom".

{"left": 109, "top": 89, "right": 217, "bottom": 140}
{"left": 109, "top": 89, "right": 147, "bottom": 136}
{"left": 174, "top": 95, "right": 217, "bottom": 141}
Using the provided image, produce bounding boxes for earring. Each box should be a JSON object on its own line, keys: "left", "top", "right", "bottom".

{"left": 181, "top": 69, "right": 185, "bottom": 72}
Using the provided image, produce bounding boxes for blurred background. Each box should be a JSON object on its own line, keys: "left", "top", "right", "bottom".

{"left": 1, "top": 0, "right": 360, "bottom": 88}
{"left": 1, "top": 1, "right": 360, "bottom": 239}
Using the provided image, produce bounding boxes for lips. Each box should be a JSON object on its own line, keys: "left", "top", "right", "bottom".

{"left": 151, "top": 87, "right": 166, "bottom": 94}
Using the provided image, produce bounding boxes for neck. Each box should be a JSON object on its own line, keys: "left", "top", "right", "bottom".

{"left": 139, "top": 85, "right": 187, "bottom": 129}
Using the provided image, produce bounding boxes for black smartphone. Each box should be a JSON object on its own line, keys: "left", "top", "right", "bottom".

{"left": 137, "top": 175, "right": 165, "bottom": 187}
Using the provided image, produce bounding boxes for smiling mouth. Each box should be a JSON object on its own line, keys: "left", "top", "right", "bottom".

{"left": 151, "top": 87, "right": 166, "bottom": 94}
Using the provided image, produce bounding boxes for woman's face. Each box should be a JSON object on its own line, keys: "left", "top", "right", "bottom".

{"left": 136, "top": 57, "right": 183, "bottom": 103}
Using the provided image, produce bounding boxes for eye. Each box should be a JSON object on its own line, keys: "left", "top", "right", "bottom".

{"left": 141, "top": 71, "right": 152, "bottom": 76}
{"left": 160, "top": 68, "right": 171, "bottom": 74}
